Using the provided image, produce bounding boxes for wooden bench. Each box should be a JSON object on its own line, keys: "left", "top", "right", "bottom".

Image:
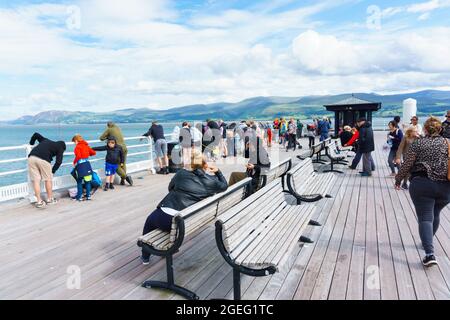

{"left": 335, "top": 138, "right": 353, "bottom": 152}
{"left": 137, "top": 177, "right": 252, "bottom": 300}
{"left": 215, "top": 179, "right": 319, "bottom": 300}
{"left": 285, "top": 157, "right": 336, "bottom": 204}
{"left": 258, "top": 157, "right": 292, "bottom": 189}
{"left": 324, "top": 141, "right": 348, "bottom": 174}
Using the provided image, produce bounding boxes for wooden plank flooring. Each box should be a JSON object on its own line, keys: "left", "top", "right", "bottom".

{"left": 0, "top": 132, "right": 449, "bottom": 300}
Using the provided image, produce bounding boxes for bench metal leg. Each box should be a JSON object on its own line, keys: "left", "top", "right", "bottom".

{"left": 233, "top": 268, "right": 241, "bottom": 300}
{"left": 299, "top": 236, "right": 314, "bottom": 243}
{"left": 309, "top": 219, "right": 322, "bottom": 226}
{"left": 142, "top": 255, "right": 199, "bottom": 300}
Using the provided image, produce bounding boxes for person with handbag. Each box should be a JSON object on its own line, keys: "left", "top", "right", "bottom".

{"left": 395, "top": 117, "right": 450, "bottom": 267}
{"left": 72, "top": 135, "right": 96, "bottom": 201}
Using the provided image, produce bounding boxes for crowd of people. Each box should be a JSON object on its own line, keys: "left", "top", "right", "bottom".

{"left": 24, "top": 111, "right": 450, "bottom": 267}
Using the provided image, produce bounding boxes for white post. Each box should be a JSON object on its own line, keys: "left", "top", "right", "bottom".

{"left": 147, "top": 137, "right": 156, "bottom": 174}
{"left": 25, "top": 144, "right": 36, "bottom": 203}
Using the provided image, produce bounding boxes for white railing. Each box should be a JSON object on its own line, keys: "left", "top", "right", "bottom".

{"left": 0, "top": 133, "right": 177, "bottom": 203}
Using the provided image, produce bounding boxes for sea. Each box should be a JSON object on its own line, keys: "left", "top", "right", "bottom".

{"left": 0, "top": 118, "right": 429, "bottom": 187}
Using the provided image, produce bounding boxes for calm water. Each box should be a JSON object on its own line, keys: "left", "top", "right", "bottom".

{"left": 0, "top": 118, "right": 424, "bottom": 187}
{"left": 0, "top": 123, "right": 180, "bottom": 187}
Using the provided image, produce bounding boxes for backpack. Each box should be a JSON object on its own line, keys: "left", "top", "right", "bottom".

{"left": 91, "top": 171, "right": 102, "bottom": 188}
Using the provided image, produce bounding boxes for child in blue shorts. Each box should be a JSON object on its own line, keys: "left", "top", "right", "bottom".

{"left": 93, "top": 137, "right": 124, "bottom": 191}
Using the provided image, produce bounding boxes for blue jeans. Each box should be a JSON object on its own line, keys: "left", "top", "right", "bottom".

{"left": 320, "top": 133, "right": 329, "bottom": 141}
{"left": 388, "top": 149, "right": 400, "bottom": 174}
{"left": 76, "top": 178, "right": 91, "bottom": 200}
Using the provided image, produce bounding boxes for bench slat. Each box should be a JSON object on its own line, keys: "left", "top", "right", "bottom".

{"left": 238, "top": 205, "right": 298, "bottom": 266}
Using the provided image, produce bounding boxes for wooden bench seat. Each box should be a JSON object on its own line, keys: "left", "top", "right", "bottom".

{"left": 137, "top": 177, "right": 252, "bottom": 300}
{"left": 215, "top": 179, "right": 318, "bottom": 300}
{"left": 286, "top": 158, "right": 336, "bottom": 203}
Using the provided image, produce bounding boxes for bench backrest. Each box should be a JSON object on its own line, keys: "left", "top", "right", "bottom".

{"left": 260, "top": 157, "right": 292, "bottom": 188}
{"left": 328, "top": 141, "right": 343, "bottom": 159}
{"left": 169, "top": 177, "right": 252, "bottom": 243}
{"left": 216, "top": 179, "right": 286, "bottom": 259}
{"left": 311, "top": 142, "right": 323, "bottom": 156}
{"left": 286, "top": 158, "right": 315, "bottom": 196}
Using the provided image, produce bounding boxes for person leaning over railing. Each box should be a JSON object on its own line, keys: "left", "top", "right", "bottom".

{"left": 140, "top": 150, "right": 228, "bottom": 265}
{"left": 395, "top": 116, "right": 450, "bottom": 267}
{"left": 27, "top": 132, "right": 66, "bottom": 208}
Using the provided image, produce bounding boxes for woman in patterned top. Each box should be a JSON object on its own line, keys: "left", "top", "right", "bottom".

{"left": 395, "top": 117, "right": 450, "bottom": 267}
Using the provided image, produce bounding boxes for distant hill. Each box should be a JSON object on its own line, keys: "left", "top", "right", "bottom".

{"left": 7, "top": 90, "right": 450, "bottom": 125}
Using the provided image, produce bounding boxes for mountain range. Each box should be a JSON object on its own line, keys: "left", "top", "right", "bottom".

{"left": 5, "top": 90, "right": 450, "bottom": 125}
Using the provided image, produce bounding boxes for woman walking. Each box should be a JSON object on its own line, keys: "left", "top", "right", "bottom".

{"left": 387, "top": 121, "right": 403, "bottom": 176}
{"left": 395, "top": 127, "right": 420, "bottom": 190}
{"left": 395, "top": 117, "right": 450, "bottom": 266}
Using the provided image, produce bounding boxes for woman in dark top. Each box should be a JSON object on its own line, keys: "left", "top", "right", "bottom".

{"left": 395, "top": 117, "right": 450, "bottom": 267}
{"left": 140, "top": 151, "right": 228, "bottom": 264}
{"left": 387, "top": 121, "right": 403, "bottom": 176}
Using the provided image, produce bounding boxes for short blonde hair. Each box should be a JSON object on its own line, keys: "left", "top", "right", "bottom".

{"left": 405, "top": 127, "right": 418, "bottom": 139}
{"left": 191, "top": 150, "right": 207, "bottom": 171}
{"left": 423, "top": 116, "right": 442, "bottom": 137}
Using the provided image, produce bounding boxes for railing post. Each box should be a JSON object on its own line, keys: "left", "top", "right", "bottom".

{"left": 24, "top": 144, "right": 36, "bottom": 203}
{"left": 147, "top": 137, "right": 156, "bottom": 174}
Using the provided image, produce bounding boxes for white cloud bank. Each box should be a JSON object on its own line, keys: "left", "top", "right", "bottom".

{"left": 0, "top": 0, "right": 450, "bottom": 119}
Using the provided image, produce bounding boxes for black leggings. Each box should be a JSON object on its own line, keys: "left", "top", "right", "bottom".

{"left": 308, "top": 136, "right": 315, "bottom": 148}
{"left": 409, "top": 177, "right": 450, "bottom": 255}
{"left": 142, "top": 208, "right": 173, "bottom": 259}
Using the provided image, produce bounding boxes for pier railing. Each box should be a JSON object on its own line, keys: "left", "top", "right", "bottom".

{"left": 0, "top": 134, "right": 176, "bottom": 203}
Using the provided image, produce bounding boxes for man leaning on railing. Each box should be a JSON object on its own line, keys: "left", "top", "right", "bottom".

{"left": 27, "top": 132, "right": 66, "bottom": 208}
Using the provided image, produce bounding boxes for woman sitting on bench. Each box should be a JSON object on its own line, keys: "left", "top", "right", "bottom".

{"left": 229, "top": 136, "right": 271, "bottom": 194}
{"left": 140, "top": 150, "right": 228, "bottom": 264}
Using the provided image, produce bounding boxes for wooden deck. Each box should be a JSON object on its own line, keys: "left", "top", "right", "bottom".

{"left": 0, "top": 132, "right": 449, "bottom": 300}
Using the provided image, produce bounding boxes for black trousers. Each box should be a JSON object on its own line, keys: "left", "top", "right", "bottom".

{"left": 142, "top": 208, "right": 173, "bottom": 259}
{"left": 409, "top": 177, "right": 450, "bottom": 255}
{"left": 287, "top": 134, "right": 297, "bottom": 150}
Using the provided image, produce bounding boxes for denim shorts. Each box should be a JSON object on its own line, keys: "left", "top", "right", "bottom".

{"left": 105, "top": 162, "right": 119, "bottom": 176}
{"left": 155, "top": 139, "right": 168, "bottom": 158}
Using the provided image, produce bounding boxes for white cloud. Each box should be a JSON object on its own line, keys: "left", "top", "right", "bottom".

{"left": 0, "top": 1, "right": 450, "bottom": 120}
{"left": 291, "top": 29, "right": 450, "bottom": 75}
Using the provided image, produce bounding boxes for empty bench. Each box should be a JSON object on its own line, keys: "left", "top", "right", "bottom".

{"left": 257, "top": 157, "right": 292, "bottom": 190}
{"left": 324, "top": 141, "right": 348, "bottom": 174}
{"left": 285, "top": 158, "right": 336, "bottom": 204}
{"left": 137, "top": 177, "right": 252, "bottom": 300}
{"left": 215, "top": 179, "right": 318, "bottom": 300}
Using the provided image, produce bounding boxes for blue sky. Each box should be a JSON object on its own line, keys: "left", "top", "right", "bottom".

{"left": 0, "top": 0, "right": 450, "bottom": 119}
